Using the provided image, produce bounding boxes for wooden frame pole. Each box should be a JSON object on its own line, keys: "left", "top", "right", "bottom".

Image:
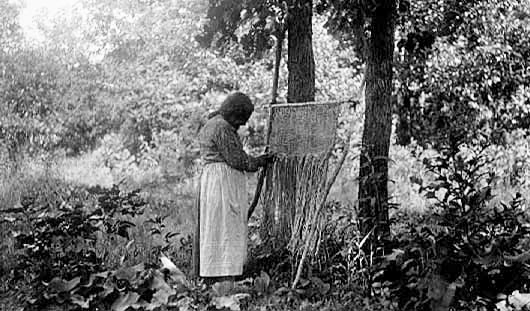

{"left": 248, "top": 31, "right": 283, "bottom": 220}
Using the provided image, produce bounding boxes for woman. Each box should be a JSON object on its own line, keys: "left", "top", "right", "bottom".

{"left": 195, "top": 92, "right": 273, "bottom": 284}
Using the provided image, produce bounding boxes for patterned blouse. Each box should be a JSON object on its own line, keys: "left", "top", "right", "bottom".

{"left": 199, "top": 115, "right": 260, "bottom": 172}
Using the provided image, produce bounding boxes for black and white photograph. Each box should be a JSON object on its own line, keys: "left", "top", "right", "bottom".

{"left": 1, "top": 0, "right": 529, "bottom": 310}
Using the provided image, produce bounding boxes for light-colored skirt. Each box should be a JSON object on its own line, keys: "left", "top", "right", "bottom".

{"left": 199, "top": 162, "right": 248, "bottom": 277}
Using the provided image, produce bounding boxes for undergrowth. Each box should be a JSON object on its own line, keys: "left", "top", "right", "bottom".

{"left": 1, "top": 131, "right": 530, "bottom": 310}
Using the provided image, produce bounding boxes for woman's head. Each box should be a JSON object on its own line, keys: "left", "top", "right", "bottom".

{"left": 216, "top": 92, "right": 254, "bottom": 129}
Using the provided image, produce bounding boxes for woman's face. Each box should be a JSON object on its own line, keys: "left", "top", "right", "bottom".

{"left": 227, "top": 112, "right": 251, "bottom": 129}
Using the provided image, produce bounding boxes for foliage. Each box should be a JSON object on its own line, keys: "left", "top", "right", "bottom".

{"left": 366, "top": 140, "right": 530, "bottom": 310}
{"left": 393, "top": 0, "right": 530, "bottom": 148}
{"left": 9, "top": 185, "right": 147, "bottom": 309}
{"left": 4, "top": 182, "right": 387, "bottom": 311}
{"left": 30, "top": 260, "right": 188, "bottom": 311}
{"left": 0, "top": 48, "right": 60, "bottom": 160}
{"left": 0, "top": 45, "right": 119, "bottom": 160}
{"left": 317, "top": 0, "right": 530, "bottom": 150}
{"left": 315, "top": 0, "right": 409, "bottom": 60}
{"left": 0, "top": 0, "right": 22, "bottom": 51}
{"left": 196, "top": 0, "right": 287, "bottom": 59}
{"left": 308, "top": 201, "right": 357, "bottom": 287}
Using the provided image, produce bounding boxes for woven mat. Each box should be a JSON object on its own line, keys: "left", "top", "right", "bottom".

{"left": 269, "top": 104, "right": 340, "bottom": 155}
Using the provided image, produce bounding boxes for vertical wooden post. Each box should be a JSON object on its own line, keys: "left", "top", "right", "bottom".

{"left": 192, "top": 176, "right": 201, "bottom": 278}
{"left": 248, "top": 29, "right": 283, "bottom": 220}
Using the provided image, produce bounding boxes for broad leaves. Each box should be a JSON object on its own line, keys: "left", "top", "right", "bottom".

{"left": 160, "top": 253, "right": 189, "bottom": 286}
{"left": 253, "top": 271, "right": 271, "bottom": 294}
{"left": 496, "top": 291, "right": 530, "bottom": 311}
{"left": 212, "top": 293, "right": 251, "bottom": 311}
{"left": 46, "top": 277, "right": 81, "bottom": 294}
{"left": 39, "top": 257, "right": 184, "bottom": 310}
{"left": 112, "top": 292, "right": 141, "bottom": 311}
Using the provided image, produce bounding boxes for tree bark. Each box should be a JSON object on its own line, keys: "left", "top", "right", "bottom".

{"left": 265, "top": 0, "right": 315, "bottom": 247}
{"left": 285, "top": 0, "right": 315, "bottom": 233}
{"left": 287, "top": 0, "right": 315, "bottom": 103}
{"left": 358, "top": 0, "right": 396, "bottom": 245}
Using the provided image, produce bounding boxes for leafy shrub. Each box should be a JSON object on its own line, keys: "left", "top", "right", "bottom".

{"left": 30, "top": 260, "right": 188, "bottom": 311}
{"left": 9, "top": 185, "right": 147, "bottom": 309}
{"left": 369, "top": 141, "right": 530, "bottom": 310}
{"left": 393, "top": 0, "right": 530, "bottom": 149}
{"left": 245, "top": 229, "right": 293, "bottom": 284}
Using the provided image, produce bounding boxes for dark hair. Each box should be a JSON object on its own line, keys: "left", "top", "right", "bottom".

{"left": 208, "top": 92, "right": 254, "bottom": 120}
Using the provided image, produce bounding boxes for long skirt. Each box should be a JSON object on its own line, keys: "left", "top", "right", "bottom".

{"left": 198, "top": 162, "right": 248, "bottom": 277}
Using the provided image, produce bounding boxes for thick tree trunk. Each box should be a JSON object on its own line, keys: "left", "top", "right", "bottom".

{"left": 287, "top": 0, "right": 315, "bottom": 103}
{"left": 265, "top": 0, "right": 315, "bottom": 246}
{"left": 286, "top": 0, "right": 315, "bottom": 215}
{"left": 358, "top": 1, "right": 396, "bottom": 244}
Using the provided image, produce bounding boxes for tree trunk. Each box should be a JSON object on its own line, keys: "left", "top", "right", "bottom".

{"left": 395, "top": 89, "right": 412, "bottom": 146}
{"left": 358, "top": 0, "right": 396, "bottom": 245}
{"left": 280, "top": 0, "right": 315, "bottom": 240}
{"left": 287, "top": 0, "right": 315, "bottom": 103}
{"left": 263, "top": 0, "right": 315, "bottom": 248}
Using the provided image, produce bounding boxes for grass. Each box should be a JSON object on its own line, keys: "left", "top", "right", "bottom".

{"left": 0, "top": 142, "right": 196, "bottom": 292}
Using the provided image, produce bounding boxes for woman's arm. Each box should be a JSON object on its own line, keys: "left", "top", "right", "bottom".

{"left": 215, "top": 124, "right": 261, "bottom": 172}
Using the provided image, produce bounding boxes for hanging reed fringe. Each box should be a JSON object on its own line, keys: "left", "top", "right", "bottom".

{"left": 259, "top": 101, "right": 348, "bottom": 280}
{"left": 291, "top": 135, "right": 351, "bottom": 288}
{"left": 260, "top": 153, "right": 330, "bottom": 252}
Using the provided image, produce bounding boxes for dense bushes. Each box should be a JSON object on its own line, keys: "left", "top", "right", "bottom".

{"left": 393, "top": 0, "right": 530, "bottom": 148}
{"left": 366, "top": 140, "right": 530, "bottom": 310}
{"left": 7, "top": 186, "right": 144, "bottom": 307}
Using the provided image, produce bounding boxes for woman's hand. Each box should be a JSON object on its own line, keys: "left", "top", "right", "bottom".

{"left": 256, "top": 153, "right": 275, "bottom": 167}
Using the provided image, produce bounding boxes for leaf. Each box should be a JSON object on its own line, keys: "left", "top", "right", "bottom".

{"left": 274, "top": 286, "right": 290, "bottom": 296}
{"left": 70, "top": 294, "right": 90, "bottom": 309}
{"left": 101, "top": 278, "right": 115, "bottom": 298}
{"left": 47, "top": 276, "right": 81, "bottom": 293}
{"left": 160, "top": 253, "right": 187, "bottom": 285}
{"left": 2, "top": 216, "right": 16, "bottom": 223}
{"left": 160, "top": 253, "right": 178, "bottom": 272}
{"left": 385, "top": 249, "right": 405, "bottom": 261}
{"left": 112, "top": 292, "right": 140, "bottom": 311}
{"left": 298, "top": 278, "right": 310, "bottom": 288}
{"left": 174, "top": 296, "right": 194, "bottom": 311}
{"left": 212, "top": 281, "right": 234, "bottom": 297}
{"left": 427, "top": 275, "right": 449, "bottom": 300}
{"left": 117, "top": 220, "right": 135, "bottom": 239}
{"left": 497, "top": 291, "right": 530, "bottom": 311}
{"left": 212, "top": 296, "right": 240, "bottom": 311}
{"left": 164, "top": 231, "right": 179, "bottom": 240}
{"left": 212, "top": 294, "right": 250, "bottom": 311}
{"left": 372, "top": 270, "right": 386, "bottom": 280}
{"left": 310, "top": 277, "right": 330, "bottom": 295}
{"left": 149, "top": 270, "right": 176, "bottom": 308}
{"left": 253, "top": 271, "right": 270, "bottom": 294}
{"left": 83, "top": 271, "right": 111, "bottom": 288}
{"left": 114, "top": 263, "right": 145, "bottom": 282}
